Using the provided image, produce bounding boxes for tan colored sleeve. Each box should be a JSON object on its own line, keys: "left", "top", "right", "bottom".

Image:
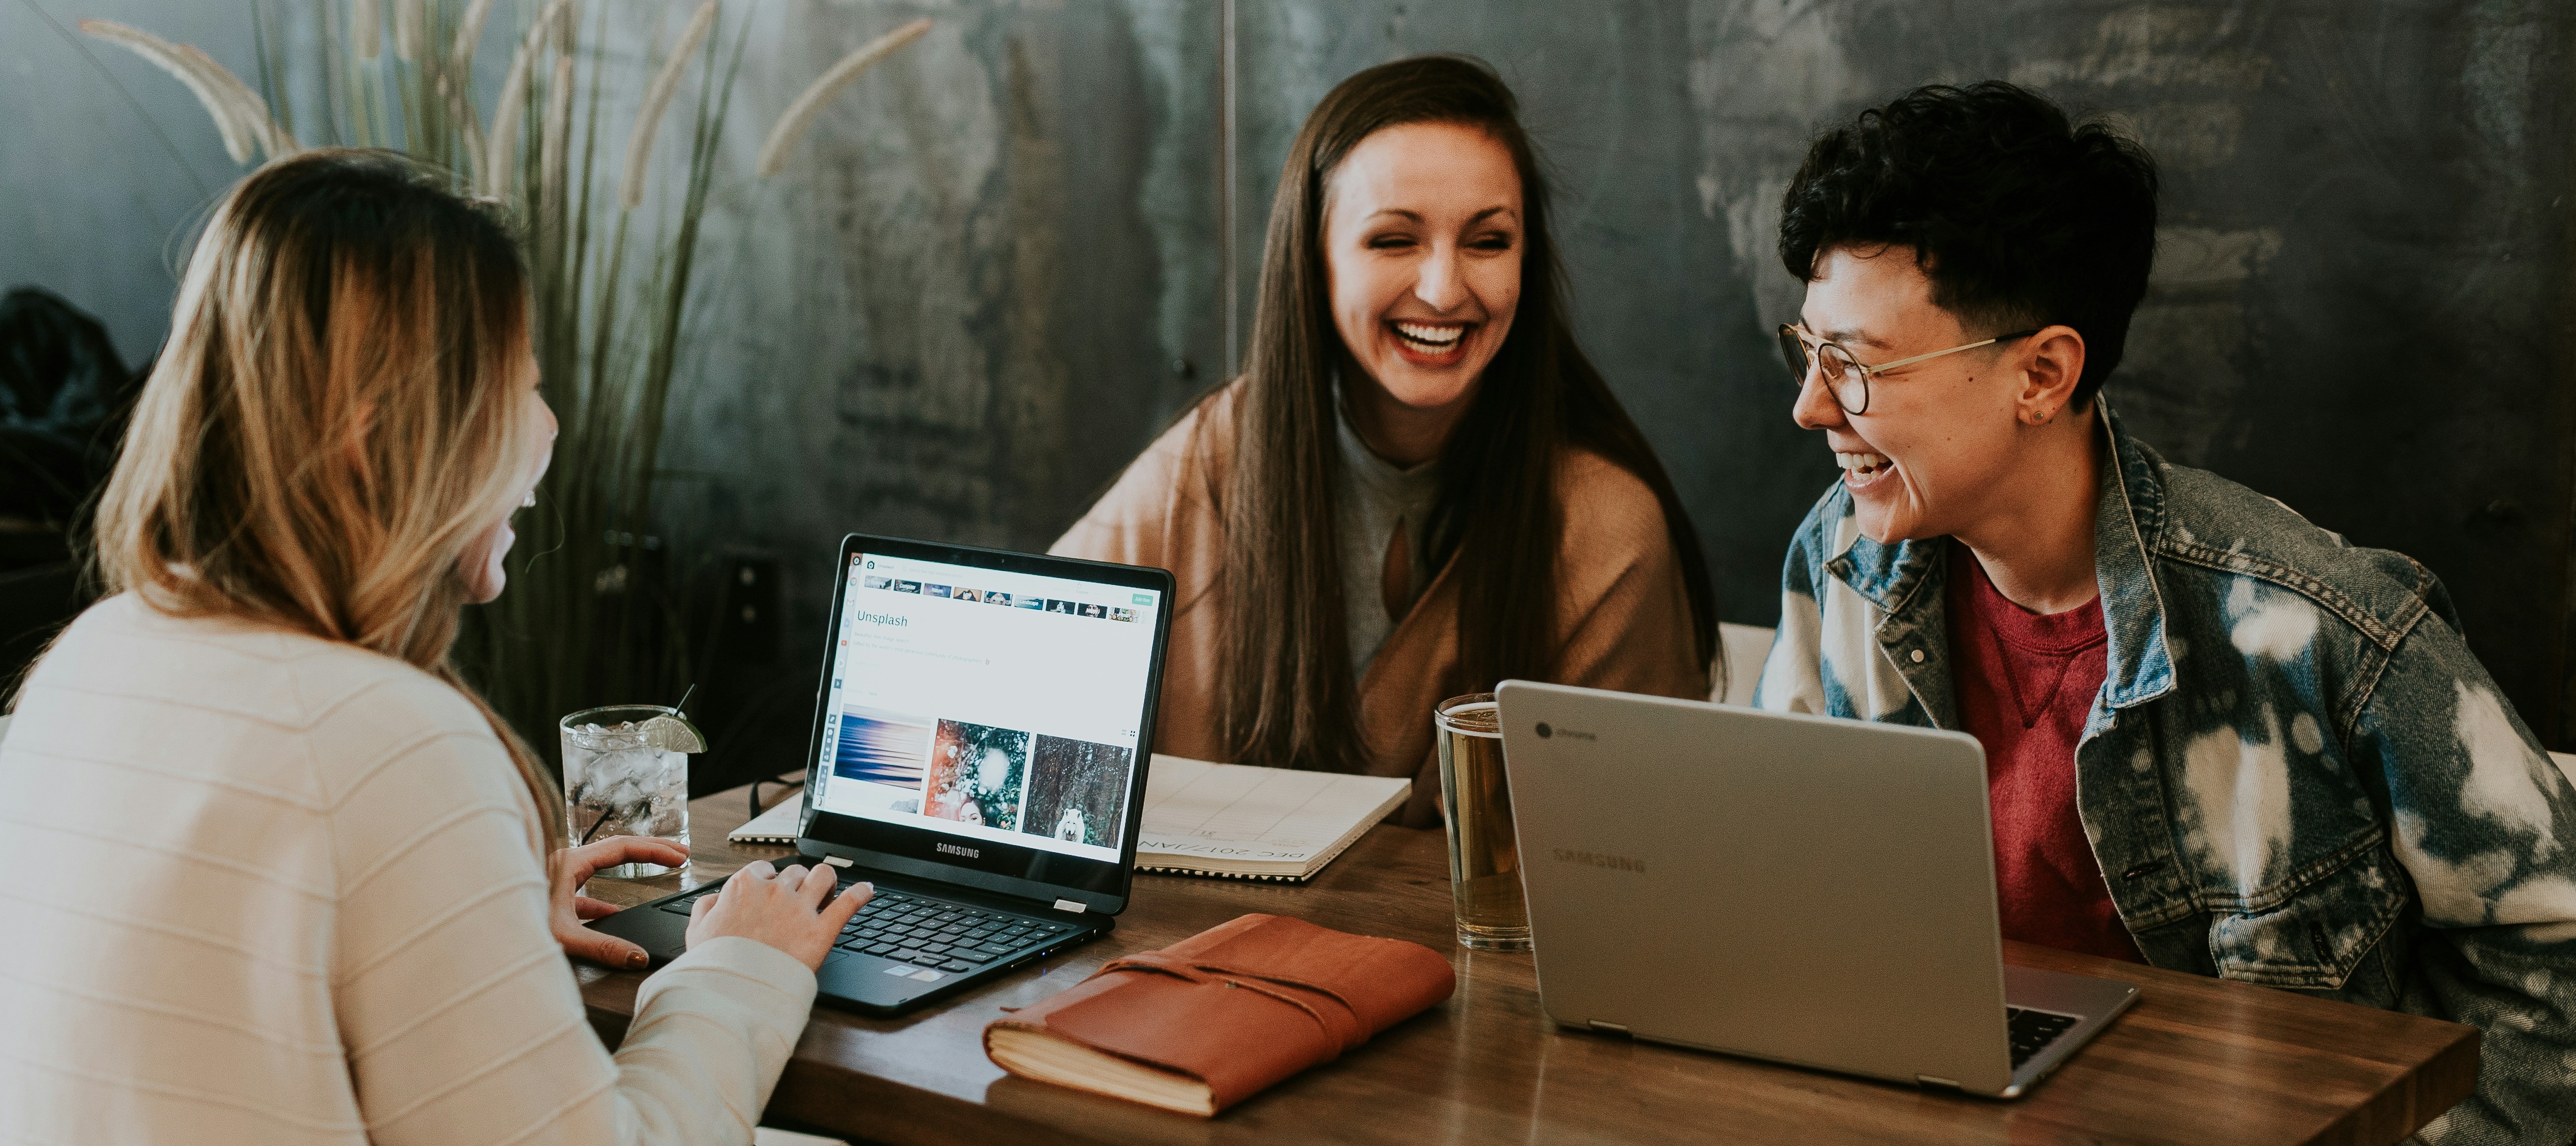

{"left": 1399, "top": 456, "right": 1708, "bottom": 829}
{"left": 1049, "top": 459, "right": 1168, "bottom": 566}
{"left": 1400, "top": 557, "right": 1703, "bottom": 828}
{"left": 1548, "top": 458, "right": 1711, "bottom": 703}
{"left": 1050, "top": 399, "right": 1217, "bottom": 568}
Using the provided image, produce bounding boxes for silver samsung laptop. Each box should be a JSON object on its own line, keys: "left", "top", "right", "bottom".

{"left": 1495, "top": 680, "right": 2138, "bottom": 1098}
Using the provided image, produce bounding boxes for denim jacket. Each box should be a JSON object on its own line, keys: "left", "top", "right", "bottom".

{"left": 1754, "top": 403, "right": 2576, "bottom": 1145}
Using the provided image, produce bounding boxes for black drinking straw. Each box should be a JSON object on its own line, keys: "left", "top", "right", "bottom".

{"left": 578, "top": 695, "right": 692, "bottom": 848}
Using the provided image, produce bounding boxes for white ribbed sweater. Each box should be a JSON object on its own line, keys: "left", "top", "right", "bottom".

{"left": 0, "top": 595, "right": 817, "bottom": 1145}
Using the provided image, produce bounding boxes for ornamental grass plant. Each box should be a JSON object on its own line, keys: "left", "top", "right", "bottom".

{"left": 77, "top": 1, "right": 929, "bottom": 765}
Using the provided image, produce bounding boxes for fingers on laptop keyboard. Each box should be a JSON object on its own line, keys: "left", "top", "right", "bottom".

{"left": 798, "top": 886, "right": 1081, "bottom": 968}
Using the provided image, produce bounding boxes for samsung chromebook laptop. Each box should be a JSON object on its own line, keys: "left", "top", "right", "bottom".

{"left": 1495, "top": 680, "right": 2138, "bottom": 1098}
{"left": 592, "top": 534, "right": 1174, "bottom": 1016}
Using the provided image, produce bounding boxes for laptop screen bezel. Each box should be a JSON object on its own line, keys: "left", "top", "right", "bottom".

{"left": 792, "top": 533, "right": 1174, "bottom": 914}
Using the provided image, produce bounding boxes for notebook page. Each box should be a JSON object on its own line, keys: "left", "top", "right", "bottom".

{"left": 1136, "top": 756, "right": 1408, "bottom": 866}
{"left": 727, "top": 795, "right": 805, "bottom": 843}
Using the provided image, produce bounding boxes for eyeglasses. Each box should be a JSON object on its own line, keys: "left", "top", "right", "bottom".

{"left": 1776, "top": 323, "right": 2040, "bottom": 414}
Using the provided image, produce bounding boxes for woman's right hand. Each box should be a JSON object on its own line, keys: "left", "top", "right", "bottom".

{"left": 685, "top": 860, "right": 872, "bottom": 971}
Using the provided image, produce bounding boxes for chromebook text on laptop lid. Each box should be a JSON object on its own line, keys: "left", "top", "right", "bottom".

{"left": 793, "top": 534, "right": 1175, "bottom": 915}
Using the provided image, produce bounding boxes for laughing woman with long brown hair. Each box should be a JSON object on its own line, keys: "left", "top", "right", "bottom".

{"left": 1055, "top": 57, "right": 1715, "bottom": 825}
{"left": 0, "top": 151, "right": 868, "bottom": 1145}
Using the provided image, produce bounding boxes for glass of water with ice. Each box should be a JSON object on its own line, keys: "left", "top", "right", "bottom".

{"left": 561, "top": 704, "right": 702, "bottom": 877}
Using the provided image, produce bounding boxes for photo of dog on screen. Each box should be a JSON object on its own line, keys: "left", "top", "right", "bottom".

{"left": 1020, "top": 735, "right": 1134, "bottom": 848}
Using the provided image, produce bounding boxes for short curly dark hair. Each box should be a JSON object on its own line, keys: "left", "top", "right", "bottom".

{"left": 1778, "top": 82, "right": 2158, "bottom": 408}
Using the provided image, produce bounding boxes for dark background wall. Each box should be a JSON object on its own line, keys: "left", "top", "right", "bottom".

{"left": 7, "top": 1, "right": 2573, "bottom": 778}
{"left": 1232, "top": 0, "right": 2576, "bottom": 749}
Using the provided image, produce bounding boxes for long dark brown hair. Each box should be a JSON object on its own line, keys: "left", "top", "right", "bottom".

{"left": 1214, "top": 55, "right": 1716, "bottom": 773}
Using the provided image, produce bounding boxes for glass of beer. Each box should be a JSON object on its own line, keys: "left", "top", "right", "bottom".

{"left": 1435, "top": 692, "right": 1528, "bottom": 951}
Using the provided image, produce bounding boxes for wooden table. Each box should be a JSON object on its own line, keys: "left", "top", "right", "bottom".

{"left": 577, "top": 786, "right": 2478, "bottom": 1146}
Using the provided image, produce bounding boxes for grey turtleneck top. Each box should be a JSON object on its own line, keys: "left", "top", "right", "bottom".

{"left": 1334, "top": 402, "right": 1442, "bottom": 676}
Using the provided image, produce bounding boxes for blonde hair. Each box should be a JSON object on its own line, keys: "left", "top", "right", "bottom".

{"left": 94, "top": 148, "right": 563, "bottom": 848}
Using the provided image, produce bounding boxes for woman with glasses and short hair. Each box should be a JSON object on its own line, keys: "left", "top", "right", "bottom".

{"left": 1755, "top": 81, "right": 2576, "bottom": 1146}
{"left": 1054, "top": 56, "right": 1716, "bottom": 826}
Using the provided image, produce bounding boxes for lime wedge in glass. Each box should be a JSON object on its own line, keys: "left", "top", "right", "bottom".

{"left": 638, "top": 713, "right": 708, "bottom": 754}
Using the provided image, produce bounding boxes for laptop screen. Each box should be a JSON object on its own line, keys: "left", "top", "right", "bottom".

{"left": 803, "top": 545, "right": 1166, "bottom": 894}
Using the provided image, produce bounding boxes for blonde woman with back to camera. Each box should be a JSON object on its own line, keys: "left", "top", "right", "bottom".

{"left": 0, "top": 150, "right": 871, "bottom": 1145}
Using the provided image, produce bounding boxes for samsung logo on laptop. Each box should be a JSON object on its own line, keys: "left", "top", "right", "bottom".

{"left": 936, "top": 842, "right": 980, "bottom": 859}
{"left": 1554, "top": 848, "right": 1645, "bottom": 873}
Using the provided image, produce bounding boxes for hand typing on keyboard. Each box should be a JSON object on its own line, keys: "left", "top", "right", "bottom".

{"left": 828, "top": 890, "right": 1078, "bottom": 975}
{"left": 685, "top": 860, "right": 876, "bottom": 970}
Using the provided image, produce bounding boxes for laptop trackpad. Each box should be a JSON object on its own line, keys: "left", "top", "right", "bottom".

{"left": 586, "top": 901, "right": 691, "bottom": 965}
{"left": 818, "top": 950, "right": 952, "bottom": 1008}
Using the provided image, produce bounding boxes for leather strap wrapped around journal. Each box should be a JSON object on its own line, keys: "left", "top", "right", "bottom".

{"left": 982, "top": 913, "right": 1456, "bottom": 1115}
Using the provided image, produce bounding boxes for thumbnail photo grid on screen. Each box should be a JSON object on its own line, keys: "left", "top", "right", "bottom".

{"left": 833, "top": 711, "right": 1137, "bottom": 850}
{"left": 860, "top": 572, "right": 1137, "bottom": 622}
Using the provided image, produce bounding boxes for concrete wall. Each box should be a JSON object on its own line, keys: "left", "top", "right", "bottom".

{"left": 7, "top": 0, "right": 2574, "bottom": 745}
{"left": 1234, "top": 0, "right": 2576, "bottom": 744}
{"left": 3, "top": 2, "right": 249, "bottom": 372}
{"left": 681, "top": 0, "right": 1218, "bottom": 565}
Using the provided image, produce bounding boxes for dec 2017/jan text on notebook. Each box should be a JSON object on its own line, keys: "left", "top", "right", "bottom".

{"left": 1134, "top": 756, "right": 1409, "bottom": 881}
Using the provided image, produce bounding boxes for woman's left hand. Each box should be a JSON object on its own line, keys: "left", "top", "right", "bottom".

{"left": 549, "top": 836, "right": 691, "bottom": 970}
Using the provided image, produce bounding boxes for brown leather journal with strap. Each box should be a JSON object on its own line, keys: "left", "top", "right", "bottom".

{"left": 981, "top": 913, "right": 1457, "bottom": 1115}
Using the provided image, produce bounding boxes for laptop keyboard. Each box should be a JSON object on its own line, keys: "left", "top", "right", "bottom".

{"left": 657, "top": 882, "right": 1079, "bottom": 976}
{"left": 2006, "top": 1007, "right": 2080, "bottom": 1068}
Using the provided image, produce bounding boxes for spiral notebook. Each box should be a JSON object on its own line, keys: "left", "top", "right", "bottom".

{"left": 1132, "top": 755, "right": 1411, "bottom": 883}
{"left": 728, "top": 795, "right": 806, "bottom": 845}
{"left": 732, "top": 757, "right": 1408, "bottom": 880}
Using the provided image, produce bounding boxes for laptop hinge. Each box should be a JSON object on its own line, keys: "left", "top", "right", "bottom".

{"left": 1916, "top": 1075, "right": 1962, "bottom": 1090}
{"left": 822, "top": 856, "right": 853, "bottom": 868}
{"left": 1587, "top": 1020, "right": 1630, "bottom": 1036}
{"left": 1053, "top": 898, "right": 1087, "bottom": 913}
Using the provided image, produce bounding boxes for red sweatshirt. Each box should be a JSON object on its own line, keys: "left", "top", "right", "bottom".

{"left": 1945, "top": 541, "right": 2141, "bottom": 963}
